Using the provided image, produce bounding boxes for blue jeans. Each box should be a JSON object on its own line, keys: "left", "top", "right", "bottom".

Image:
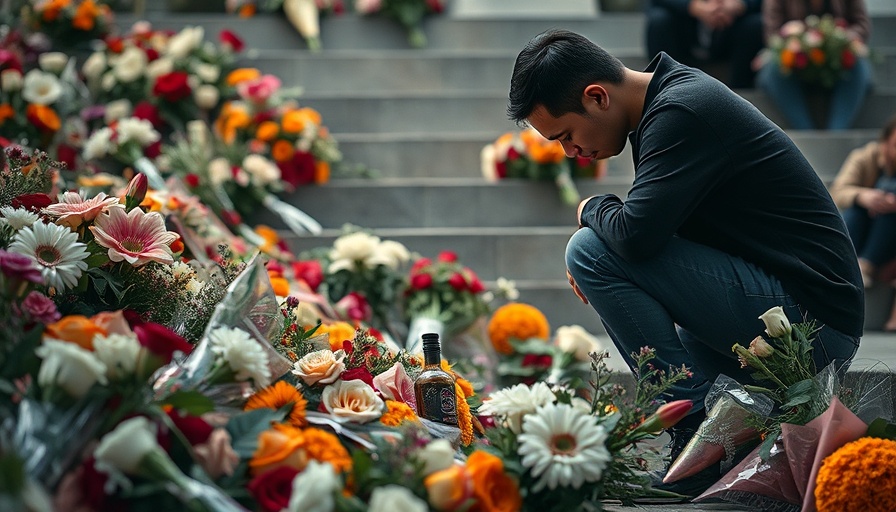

{"left": 565, "top": 228, "right": 860, "bottom": 414}
{"left": 843, "top": 205, "right": 896, "bottom": 266}
{"left": 756, "top": 56, "right": 872, "bottom": 130}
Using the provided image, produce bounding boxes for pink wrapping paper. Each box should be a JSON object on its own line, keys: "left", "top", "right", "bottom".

{"left": 695, "top": 396, "right": 867, "bottom": 511}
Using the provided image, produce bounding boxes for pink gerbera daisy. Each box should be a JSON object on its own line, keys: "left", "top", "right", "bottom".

{"left": 43, "top": 191, "right": 122, "bottom": 228}
{"left": 90, "top": 207, "right": 179, "bottom": 266}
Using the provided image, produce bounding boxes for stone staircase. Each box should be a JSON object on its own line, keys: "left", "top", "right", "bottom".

{"left": 121, "top": 5, "right": 896, "bottom": 336}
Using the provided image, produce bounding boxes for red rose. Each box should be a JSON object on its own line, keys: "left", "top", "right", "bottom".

{"left": 219, "top": 29, "right": 245, "bottom": 52}
{"left": 467, "top": 274, "right": 485, "bottom": 294}
{"left": 447, "top": 272, "right": 467, "bottom": 291}
{"left": 521, "top": 354, "right": 553, "bottom": 368}
{"left": 277, "top": 150, "right": 316, "bottom": 188}
{"left": 411, "top": 272, "right": 433, "bottom": 290}
{"left": 841, "top": 49, "right": 856, "bottom": 69}
{"left": 0, "top": 49, "right": 22, "bottom": 72}
{"left": 506, "top": 146, "right": 521, "bottom": 161}
{"left": 341, "top": 367, "right": 375, "bottom": 388}
{"left": 133, "top": 322, "right": 192, "bottom": 364}
{"left": 794, "top": 52, "right": 809, "bottom": 69}
{"left": 426, "top": 0, "right": 443, "bottom": 13}
{"left": 166, "top": 409, "right": 213, "bottom": 445}
{"left": 133, "top": 101, "right": 164, "bottom": 128}
{"left": 153, "top": 71, "right": 192, "bottom": 102}
{"left": 220, "top": 209, "right": 242, "bottom": 227}
{"left": 410, "top": 257, "right": 431, "bottom": 273}
{"left": 438, "top": 251, "right": 458, "bottom": 262}
{"left": 143, "top": 140, "right": 162, "bottom": 158}
{"left": 247, "top": 466, "right": 300, "bottom": 512}
{"left": 495, "top": 160, "right": 507, "bottom": 179}
{"left": 291, "top": 260, "right": 323, "bottom": 291}
{"left": 343, "top": 339, "right": 354, "bottom": 354}
{"left": 335, "top": 292, "right": 372, "bottom": 322}
{"left": 145, "top": 47, "right": 160, "bottom": 61}
{"left": 11, "top": 193, "right": 53, "bottom": 212}
{"left": 56, "top": 143, "right": 78, "bottom": 171}
{"left": 104, "top": 35, "right": 124, "bottom": 53}
{"left": 185, "top": 173, "right": 200, "bottom": 187}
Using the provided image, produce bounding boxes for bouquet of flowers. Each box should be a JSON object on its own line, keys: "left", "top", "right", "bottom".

{"left": 481, "top": 128, "right": 608, "bottom": 207}
{"left": 354, "top": 0, "right": 445, "bottom": 48}
{"left": 21, "top": 0, "right": 115, "bottom": 48}
{"left": 227, "top": 0, "right": 344, "bottom": 51}
{"left": 81, "top": 115, "right": 165, "bottom": 188}
{"left": 764, "top": 14, "right": 869, "bottom": 89}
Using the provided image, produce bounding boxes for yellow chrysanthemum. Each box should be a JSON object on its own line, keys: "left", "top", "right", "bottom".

{"left": 815, "top": 436, "right": 896, "bottom": 512}
{"left": 302, "top": 427, "right": 353, "bottom": 474}
{"left": 244, "top": 380, "right": 308, "bottom": 427}
{"left": 317, "top": 322, "right": 358, "bottom": 351}
{"left": 380, "top": 400, "right": 419, "bottom": 427}
{"left": 487, "top": 302, "right": 550, "bottom": 355}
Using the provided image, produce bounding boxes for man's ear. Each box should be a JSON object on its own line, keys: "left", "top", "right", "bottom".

{"left": 583, "top": 84, "right": 609, "bottom": 110}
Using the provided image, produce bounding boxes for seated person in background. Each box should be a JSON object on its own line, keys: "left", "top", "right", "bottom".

{"left": 830, "top": 114, "right": 896, "bottom": 328}
{"left": 645, "top": 0, "right": 764, "bottom": 89}
{"left": 756, "top": 0, "right": 872, "bottom": 130}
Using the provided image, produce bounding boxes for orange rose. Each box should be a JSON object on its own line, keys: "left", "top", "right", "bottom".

{"left": 249, "top": 423, "right": 307, "bottom": 476}
{"left": 425, "top": 463, "right": 473, "bottom": 511}
{"left": 281, "top": 108, "right": 322, "bottom": 134}
{"left": 255, "top": 121, "right": 280, "bottom": 142}
{"left": 26, "top": 104, "right": 61, "bottom": 132}
{"left": 271, "top": 139, "right": 295, "bottom": 162}
{"left": 270, "top": 276, "right": 290, "bottom": 297}
{"left": 44, "top": 315, "right": 107, "bottom": 350}
{"left": 466, "top": 451, "right": 522, "bottom": 512}
{"left": 314, "top": 160, "right": 330, "bottom": 184}
{"left": 225, "top": 67, "right": 261, "bottom": 86}
{"left": 90, "top": 310, "right": 133, "bottom": 336}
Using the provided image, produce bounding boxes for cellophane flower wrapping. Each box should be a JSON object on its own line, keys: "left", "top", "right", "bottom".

{"left": 153, "top": 253, "right": 293, "bottom": 409}
{"left": 694, "top": 362, "right": 895, "bottom": 511}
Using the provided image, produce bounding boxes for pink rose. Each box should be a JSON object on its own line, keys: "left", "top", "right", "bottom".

{"left": 237, "top": 74, "right": 281, "bottom": 104}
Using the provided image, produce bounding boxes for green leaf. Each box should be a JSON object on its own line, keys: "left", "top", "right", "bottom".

{"left": 226, "top": 408, "right": 287, "bottom": 457}
{"left": 866, "top": 417, "right": 896, "bottom": 440}
{"left": 0, "top": 452, "right": 25, "bottom": 494}
{"left": 158, "top": 390, "right": 216, "bottom": 415}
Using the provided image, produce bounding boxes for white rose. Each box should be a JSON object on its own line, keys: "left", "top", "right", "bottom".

{"left": 36, "top": 339, "right": 108, "bottom": 398}
{"left": 145, "top": 56, "right": 174, "bottom": 80}
{"left": 166, "top": 26, "right": 204, "bottom": 60}
{"left": 22, "top": 70, "right": 62, "bottom": 105}
{"left": 82, "top": 127, "right": 114, "bottom": 161}
{"left": 113, "top": 46, "right": 148, "bottom": 83}
{"left": 193, "top": 84, "right": 220, "bottom": 110}
{"left": 554, "top": 325, "right": 602, "bottom": 361}
{"left": 321, "top": 379, "right": 384, "bottom": 423}
{"left": 104, "top": 99, "right": 132, "bottom": 123}
{"left": 415, "top": 439, "right": 455, "bottom": 475}
{"left": 328, "top": 232, "right": 380, "bottom": 273}
{"left": 285, "top": 460, "right": 340, "bottom": 512}
{"left": 367, "top": 240, "right": 410, "bottom": 270}
{"left": 758, "top": 306, "right": 792, "bottom": 339}
{"left": 92, "top": 333, "right": 141, "bottom": 380}
{"left": 94, "top": 416, "right": 158, "bottom": 474}
{"left": 0, "top": 69, "right": 23, "bottom": 91}
{"left": 81, "top": 51, "right": 107, "bottom": 81}
{"left": 242, "top": 154, "right": 281, "bottom": 186}
{"left": 292, "top": 349, "right": 345, "bottom": 385}
{"left": 193, "top": 62, "right": 220, "bottom": 83}
{"left": 207, "top": 157, "right": 232, "bottom": 185}
{"left": 368, "top": 485, "right": 428, "bottom": 512}
{"left": 38, "top": 52, "right": 69, "bottom": 74}
{"left": 116, "top": 117, "right": 160, "bottom": 147}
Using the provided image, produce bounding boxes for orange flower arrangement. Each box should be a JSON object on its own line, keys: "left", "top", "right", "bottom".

{"left": 815, "top": 436, "right": 896, "bottom": 512}
{"left": 301, "top": 427, "right": 353, "bottom": 475}
{"left": 244, "top": 381, "right": 308, "bottom": 427}
{"left": 486, "top": 302, "right": 550, "bottom": 355}
{"left": 520, "top": 128, "right": 565, "bottom": 164}
{"left": 466, "top": 450, "right": 522, "bottom": 512}
{"left": 379, "top": 400, "right": 418, "bottom": 427}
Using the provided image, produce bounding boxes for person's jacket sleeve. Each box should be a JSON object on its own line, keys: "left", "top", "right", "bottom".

{"left": 829, "top": 141, "right": 882, "bottom": 209}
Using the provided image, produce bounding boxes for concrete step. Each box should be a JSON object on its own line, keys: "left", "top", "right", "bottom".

{"left": 333, "top": 130, "right": 872, "bottom": 179}
{"left": 251, "top": 47, "right": 896, "bottom": 94}
{"left": 301, "top": 89, "right": 896, "bottom": 134}
{"left": 254, "top": 178, "right": 631, "bottom": 230}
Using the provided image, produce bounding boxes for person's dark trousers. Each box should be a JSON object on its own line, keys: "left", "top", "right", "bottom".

{"left": 842, "top": 205, "right": 896, "bottom": 266}
{"left": 646, "top": 5, "right": 762, "bottom": 89}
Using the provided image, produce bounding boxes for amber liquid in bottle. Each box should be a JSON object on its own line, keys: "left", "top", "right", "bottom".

{"left": 414, "top": 333, "right": 458, "bottom": 426}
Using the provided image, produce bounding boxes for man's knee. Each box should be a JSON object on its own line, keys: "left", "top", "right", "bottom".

{"left": 565, "top": 229, "right": 609, "bottom": 278}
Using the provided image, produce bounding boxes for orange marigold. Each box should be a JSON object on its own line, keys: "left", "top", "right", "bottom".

{"left": 271, "top": 139, "right": 295, "bottom": 163}
{"left": 255, "top": 120, "right": 280, "bottom": 142}
{"left": 225, "top": 67, "right": 261, "bottom": 86}
{"left": 244, "top": 380, "right": 308, "bottom": 427}
{"left": 73, "top": 0, "right": 101, "bottom": 31}
{"left": 815, "top": 436, "right": 896, "bottom": 512}
{"left": 466, "top": 450, "right": 522, "bottom": 512}
{"left": 302, "top": 427, "right": 353, "bottom": 474}
{"left": 486, "top": 302, "right": 550, "bottom": 355}
{"left": 455, "top": 383, "right": 473, "bottom": 446}
{"left": 380, "top": 399, "right": 419, "bottom": 427}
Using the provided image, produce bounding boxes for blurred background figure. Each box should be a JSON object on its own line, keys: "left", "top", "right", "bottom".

{"left": 830, "top": 114, "right": 896, "bottom": 328}
{"left": 756, "top": 0, "right": 872, "bottom": 130}
{"left": 645, "top": 0, "right": 764, "bottom": 88}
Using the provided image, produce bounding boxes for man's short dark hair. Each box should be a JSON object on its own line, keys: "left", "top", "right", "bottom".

{"left": 507, "top": 29, "right": 626, "bottom": 125}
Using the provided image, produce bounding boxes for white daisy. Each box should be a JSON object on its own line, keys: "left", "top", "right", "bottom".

{"left": 207, "top": 326, "right": 271, "bottom": 387}
{"left": 517, "top": 403, "right": 612, "bottom": 492}
{"left": 478, "top": 381, "right": 556, "bottom": 433}
{"left": 8, "top": 221, "right": 89, "bottom": 291}
{"left": 0, "top": 206, "right": 39, "bottom": 230}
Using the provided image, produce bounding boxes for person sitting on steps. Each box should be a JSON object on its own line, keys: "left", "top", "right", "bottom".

{"left": 829, "top": 113, "right": 896, "bottom": 330}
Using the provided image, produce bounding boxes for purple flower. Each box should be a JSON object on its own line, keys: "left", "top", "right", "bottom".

{"left": 0, "top": 249, "right": 43, "bottom": 283}
{"left": 20, "top": 291, "right": 60, "bottom": 324}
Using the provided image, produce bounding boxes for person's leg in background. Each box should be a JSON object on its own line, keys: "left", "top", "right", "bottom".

{"left": 842, "top": 203, "right": 873, "bottom": 286}
{"left": 826, "top": 57, "right": 873, "bottom": 130}
{"left": 645, "top": 1, "right": 699, "bottom": 65}
{"left": 710, "top": 11, "right": 764, "bottom": 88}
{"left": 757, "top": 61, "right": 816, "bottom": 129}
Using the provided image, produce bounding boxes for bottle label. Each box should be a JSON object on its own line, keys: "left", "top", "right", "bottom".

{"left": 420, "top": 383, "right": 457, "bottom": 425}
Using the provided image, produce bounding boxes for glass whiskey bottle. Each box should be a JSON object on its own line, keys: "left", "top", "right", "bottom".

{"left": 413, "top": 333, "right": 458, "bottom": 426}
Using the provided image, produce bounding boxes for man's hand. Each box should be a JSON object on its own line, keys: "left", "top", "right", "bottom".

{"left": 567, "top": 268, "right": 588, "bottom": 304}
{"left": 857, "top": 188, "right": 896, "bottom": 215}
{"left": 576, "top": 196, "right": 596, "bottom": 228}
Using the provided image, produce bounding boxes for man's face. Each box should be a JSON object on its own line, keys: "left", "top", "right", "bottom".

{"left": 526, "top": 101, "right": 627, "bottom": 161}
